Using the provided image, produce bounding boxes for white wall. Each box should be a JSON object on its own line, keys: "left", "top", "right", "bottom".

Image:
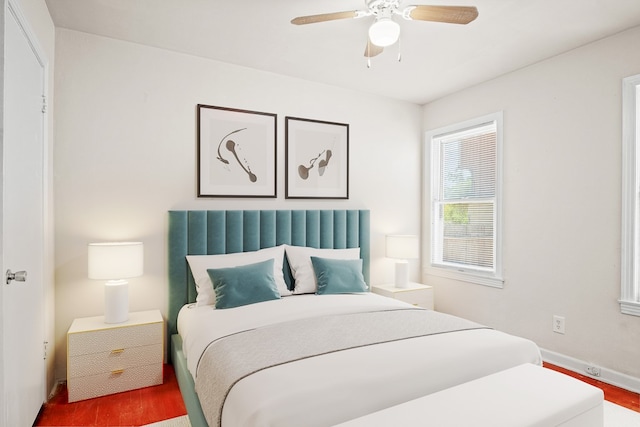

{"left": 53, "top": 29, "right": 422, "bottom": 379}
{"left": 422, "top": 26, "right": 640, "bottom": 379}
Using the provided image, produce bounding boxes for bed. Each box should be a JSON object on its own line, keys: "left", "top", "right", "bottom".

{"left": 168, "top": 210, "right": 542, "bottom": 427}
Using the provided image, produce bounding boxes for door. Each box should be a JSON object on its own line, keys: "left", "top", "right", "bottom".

{"left": 1, "top": 2, "right": 47, "bottom": 425}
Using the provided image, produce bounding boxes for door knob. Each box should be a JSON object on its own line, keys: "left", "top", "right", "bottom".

{"left": 6, "top": 269, "right": 27, "bottom": 285}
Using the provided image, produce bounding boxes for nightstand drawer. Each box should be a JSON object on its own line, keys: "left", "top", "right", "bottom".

{"left": 371, "top": 283, "right": 434, "bottom": 310}
{"left": 68, "top": 322, "right": 162, "bottom": 356}
{"left": 67, "top": 362, "right": 163, "bottom": 402}
{"left": 394, "top": 291, "right": 433, "bottom": 308}
{"left": 68, "top": 343, "right": 163, "bottom": 378}
{"left": 67, "top": 310, "right": 164, "bottom": 402}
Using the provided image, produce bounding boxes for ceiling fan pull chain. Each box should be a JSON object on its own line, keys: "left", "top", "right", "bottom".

{"left": 397, "top": 37, "right": 402, "bottom": 62}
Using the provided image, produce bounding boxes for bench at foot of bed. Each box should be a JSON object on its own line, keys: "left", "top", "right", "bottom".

{"left": 334, "top": 363, "right": 604, "bottom": 427}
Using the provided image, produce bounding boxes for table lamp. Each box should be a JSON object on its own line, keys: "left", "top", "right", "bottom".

{"left": 386, "top": 235, "right": 419, "bottom": 288}
{"left": 88, "top": 241, "right": 143, "bottom": 324}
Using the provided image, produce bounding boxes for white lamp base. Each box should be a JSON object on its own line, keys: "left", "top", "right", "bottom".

{"left": 104, "top": 280, "right": 129, "bottom": 324}
{"left": 394, "top": 260, "right": 409, "bottom": 289}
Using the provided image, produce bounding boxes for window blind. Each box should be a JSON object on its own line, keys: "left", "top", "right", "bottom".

{"left": 432, "top": 121, "right": 497, "bottom": 272}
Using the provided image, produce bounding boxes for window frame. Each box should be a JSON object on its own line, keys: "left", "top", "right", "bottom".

{"left": 424, "top": 112, "right": 504, "bottom": 288}
{"left": 621, "top": 74, "right": 640, "bottom": 316}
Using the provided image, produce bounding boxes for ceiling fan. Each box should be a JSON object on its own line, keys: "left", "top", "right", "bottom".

{"left": 291, "top": 0, "right": 478, "bottom": 59}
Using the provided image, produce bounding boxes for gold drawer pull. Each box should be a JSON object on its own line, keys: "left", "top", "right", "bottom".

{"left": 111, "top": 369, "right": 124, "bottom": 375}
{"left": 111, "top": 348, "right": 125, "bottom": 354}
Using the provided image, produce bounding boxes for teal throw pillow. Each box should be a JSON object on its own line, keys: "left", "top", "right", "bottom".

{"left": 207, "top": 259, "right": 281, "bottom": 309}
{"left": 310, "top": 257, "right": 368, "bottom": 295}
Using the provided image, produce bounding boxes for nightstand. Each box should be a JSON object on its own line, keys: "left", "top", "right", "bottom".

{"left": 371, "top": 282, "right": 434, "bottom": 309}
{"left": 67, "top": 309, "right": 164, "bottom": 402}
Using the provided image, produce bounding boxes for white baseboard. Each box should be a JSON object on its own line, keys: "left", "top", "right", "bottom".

{"left": 541, "top": 348, "right": 640, "bottom": 394}
{"left": 48, "top": 379, "right": 65, "bottom": 400}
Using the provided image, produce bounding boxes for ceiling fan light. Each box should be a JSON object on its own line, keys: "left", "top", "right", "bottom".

{"left": 368, "top": 18, "right": 400, "bottom": 47}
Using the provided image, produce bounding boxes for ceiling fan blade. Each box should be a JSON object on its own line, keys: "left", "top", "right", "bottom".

{"left": 406, "top": 5, "right": 478, "bottom": 24}
{"left": 291, "top": 10, "right": 359, "bottom": 25}
{"left": 364, "top": 39, "right": 384, "bottom": 58}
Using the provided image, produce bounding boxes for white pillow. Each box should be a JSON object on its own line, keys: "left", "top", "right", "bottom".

{"left": 284, "top": 245, "right": 361, "bottom": 294}
{"left": 186, "top": 245, "right": 291, "bottom": 307}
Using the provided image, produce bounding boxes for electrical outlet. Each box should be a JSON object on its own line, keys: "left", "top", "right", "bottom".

{"left": 552, "top": 315, "right": 565, "bottom": 334}
{"left": 586, "top": 365, "right": 601, "bottom": 377}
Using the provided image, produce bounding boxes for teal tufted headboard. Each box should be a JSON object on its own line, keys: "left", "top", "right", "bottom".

{"left": 167, "top": 210, "right": 370, "bottom": 336}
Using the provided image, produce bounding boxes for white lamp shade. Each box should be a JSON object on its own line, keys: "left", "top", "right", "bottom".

{"left": 88, "top": 242, "right": 144, "bottom": 280}
{"left": 368, "top": 18, "right": 400, "bottom": 47}
{"left": 386, "top": 235, "right": 419, "bottom": 260}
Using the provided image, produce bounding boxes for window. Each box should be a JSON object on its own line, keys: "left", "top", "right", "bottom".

{"left": 426, "top": 112, "right": 503, "bottom": 288}
{"left": 621, "top": 74, "right": 640, "bottom": 316}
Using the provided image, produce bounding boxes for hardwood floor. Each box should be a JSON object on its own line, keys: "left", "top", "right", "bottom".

{"left": 34, "top": 364, "right": 187, "bottom": 427}
{"left": 34, "top": 363, "right": 638, "bottom": 426}
{"left": 544, "top": 363, "right": 640, "bottom": 413}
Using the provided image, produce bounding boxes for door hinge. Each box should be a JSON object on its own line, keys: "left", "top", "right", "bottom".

{"left": 43, "top": 341, "right": 48, "bottom": 360}
{"left": 41, "top": 95, "right": 47, "bottom": 114}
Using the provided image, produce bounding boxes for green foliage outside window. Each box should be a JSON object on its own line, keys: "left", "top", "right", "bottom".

{"left": 444, "top": 204, "right": 469, "bottom": 224}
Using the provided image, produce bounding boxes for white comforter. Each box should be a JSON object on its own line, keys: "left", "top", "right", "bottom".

{"left": 178, "top": 293, "right": 542, "bottom": 427}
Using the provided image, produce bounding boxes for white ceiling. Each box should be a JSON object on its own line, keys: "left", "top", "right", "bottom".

{"left": 44, "top": 0, "right": 640, "bottom": 105}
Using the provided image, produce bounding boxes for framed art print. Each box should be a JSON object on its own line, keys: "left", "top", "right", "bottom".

{"left": 197, "top": 104, "right": 277, "bottom": 197}
{"left": 285, "top": 116, "right": 349, "bottom": 199}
